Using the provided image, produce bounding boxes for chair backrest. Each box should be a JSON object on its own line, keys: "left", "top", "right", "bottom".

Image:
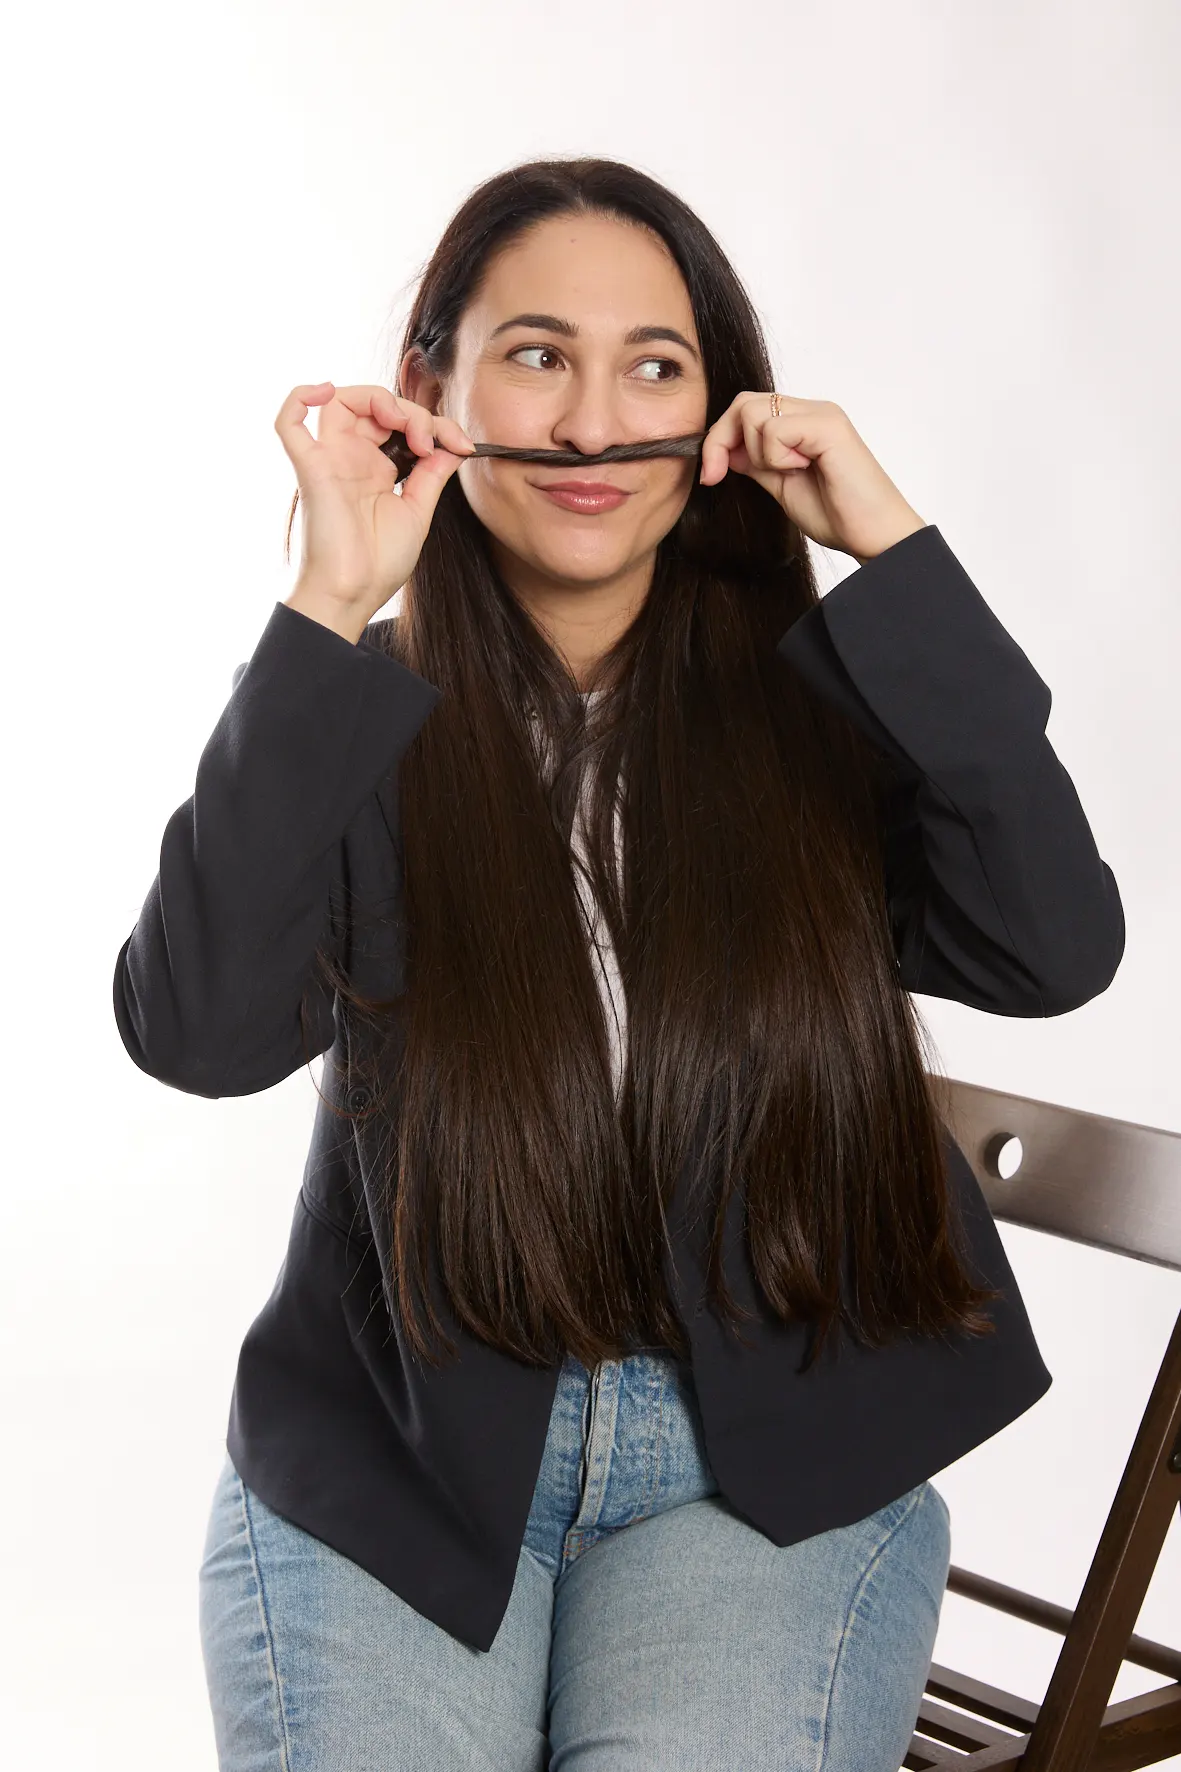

{"left": 935, "top": 1077, "right": 1181, "bottom": 1273}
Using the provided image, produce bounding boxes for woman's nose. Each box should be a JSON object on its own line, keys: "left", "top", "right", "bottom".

{"left": 550, "top": 378, "right": 628, "bottom": 456}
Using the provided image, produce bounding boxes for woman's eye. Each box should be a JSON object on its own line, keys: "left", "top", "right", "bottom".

{"left": 511, "top": 346, "right": 560, "bottom": 370}
{"left": 632, "top": 358, "right": 682, "bottom": 382}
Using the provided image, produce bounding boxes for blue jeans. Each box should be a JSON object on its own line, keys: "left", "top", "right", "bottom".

{"left": 199, "top": 1349, "right": 950, "bottom": 1770}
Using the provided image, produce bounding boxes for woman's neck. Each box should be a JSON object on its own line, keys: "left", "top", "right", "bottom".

{"left": 492, "top": 545, "right": 655, "bottom": 692}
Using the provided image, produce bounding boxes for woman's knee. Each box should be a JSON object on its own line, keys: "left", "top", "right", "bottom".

{"left": 815, "top": 1481, "right": 951, "bottom": 1771}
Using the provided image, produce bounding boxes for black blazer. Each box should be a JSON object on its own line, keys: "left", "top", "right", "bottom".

{"left": 113, "top": 523, "right": 1124, "bottom": 1654}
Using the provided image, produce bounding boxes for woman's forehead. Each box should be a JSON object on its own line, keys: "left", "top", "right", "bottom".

{"left": 464, "top": 217, "right": 696, "bottom": 339}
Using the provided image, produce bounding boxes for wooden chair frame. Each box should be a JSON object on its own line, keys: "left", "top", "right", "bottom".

{"left": 902, "top": 1078, "right": 1181, "bottom": 1771}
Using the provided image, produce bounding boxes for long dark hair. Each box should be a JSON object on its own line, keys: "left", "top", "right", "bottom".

{"left": 296, "top": 156, "right": 1000, "bottom": 1373}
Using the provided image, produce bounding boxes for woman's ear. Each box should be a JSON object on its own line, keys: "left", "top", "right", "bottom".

{"left": 398, "top": 346, "right": 443, "bottom": 413}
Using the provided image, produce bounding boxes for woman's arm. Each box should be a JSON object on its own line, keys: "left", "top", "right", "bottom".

{"left": 776, "top": 525, "right": 1125, "bottom": 1016}
{"left": 112, "top": 600, "right": 442, "bottom": 1096}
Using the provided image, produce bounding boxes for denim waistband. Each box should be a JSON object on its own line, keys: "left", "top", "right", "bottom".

{"left": 522, "top": 1350, "right": 721, "bottom": 1578}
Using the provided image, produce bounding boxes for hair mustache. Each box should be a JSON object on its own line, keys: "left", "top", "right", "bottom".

{"left": 379, "top": 432, "right": 707, "bottom": 471}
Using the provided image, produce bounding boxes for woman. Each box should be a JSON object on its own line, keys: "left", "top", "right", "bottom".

{"left": 114, "top": 157, "right": 1124, "bottom": 1769}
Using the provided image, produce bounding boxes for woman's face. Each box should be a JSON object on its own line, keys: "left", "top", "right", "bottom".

{"left": 405, "top": 211, "right": 708, "bottom": 592}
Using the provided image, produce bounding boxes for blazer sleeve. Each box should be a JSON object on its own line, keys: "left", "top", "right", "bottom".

{"left": 775, "top": 524, "right": 1125, "bottom": 1017}
{"left": 112, "top": 600, "right": 442, "bottom": 1097}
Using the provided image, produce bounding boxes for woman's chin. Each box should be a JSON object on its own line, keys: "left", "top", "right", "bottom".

{"left": 528, "top": 539, "right": 643, "bottom": 588}
{"left": 485, "top": 519, "right": 648, "bottom": 591}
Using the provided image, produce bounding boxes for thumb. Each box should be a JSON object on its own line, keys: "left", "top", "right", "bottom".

{"left": 396, "top": 444, "right": 466, "bottom": 526}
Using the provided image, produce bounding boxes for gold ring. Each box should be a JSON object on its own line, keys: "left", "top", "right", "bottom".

{"left": 769, "top": 391, "right": 782, "bottom": 418}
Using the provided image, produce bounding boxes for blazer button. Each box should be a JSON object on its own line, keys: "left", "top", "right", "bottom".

{"left": 345, "top": 1084, "right": 373, "bottom": 1114}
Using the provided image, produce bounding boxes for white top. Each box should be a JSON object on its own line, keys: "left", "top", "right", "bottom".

{"left": 532, "top": 692, "right": 628, "bottom": 1103}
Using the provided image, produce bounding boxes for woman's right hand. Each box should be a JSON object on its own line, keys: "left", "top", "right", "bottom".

{"left": 275, "top": 382, "right": 475, "bottom": 624}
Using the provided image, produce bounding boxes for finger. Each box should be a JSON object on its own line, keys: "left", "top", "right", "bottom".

{"left": 740, "top": 402, "right": 771, "bottom": 473}
{"left": 707, "top": 390, "right": 761, "bottom": 449}
{"left": 432, "top": 411, "right": 477, "bottom": 455}
{"left": 324, "top": 385, "right": 433, "bottom": 456}
{"left": 698, "top": 391, "right": 756, "bottom": 485}
{"left": 763, "top": 431, "right": 814, "bottom": 471}
{"left": 352, "top": 389, "right": 474, "bottom": 461}
{"left": 766, "top": 397, "right": 841, "bottom": 463}
{"left": 702, "top": 392, "right": 824, "bottom": 484}
{"left": 377, "top": 395, "right": 474, "bottom": 459}
{"left": 370, "top": 388, "right": 428, "bottom": 453}
{"left": 321, "top": 383, "right": 397, "bottom": 425}
{"left": 698, "top": 432, "right": 726, "bottom": 486}
{"left": 274, "top": 381, "right": 334, "bottom": 468}
{"left": 396, "top": 438, "right": 467, "bottom": 523}
{"left": 389, "top": 393, "right": 437, "bottom": 457}
{"left": 328, "top": 386, "right": 434, "bottom": 457}
{"left": 394, "top": 398, "right": 475, "bottom": 458}
{"left": 738, "top": 403, "right": 813, "bottom": 473}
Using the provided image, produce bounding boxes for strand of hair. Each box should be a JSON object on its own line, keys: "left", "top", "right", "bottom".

{"left": 379, "top": 433, "right": 707, "bottom": 469}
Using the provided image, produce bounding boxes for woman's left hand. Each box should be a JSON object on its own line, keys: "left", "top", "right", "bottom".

{"left": 699, "top": 393, "right": 926, "bottom": 565}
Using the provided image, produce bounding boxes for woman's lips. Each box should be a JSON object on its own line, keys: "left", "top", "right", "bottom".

{"left": 534, "top": 481, "right": 631, "bottom": 514}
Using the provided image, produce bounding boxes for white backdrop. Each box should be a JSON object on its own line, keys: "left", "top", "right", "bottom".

{"left": 3, "top": 1, "right": 1178, "bottom": 1766}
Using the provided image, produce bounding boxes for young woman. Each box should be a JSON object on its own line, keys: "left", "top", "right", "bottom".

{"left": 114, "top": 156, "right": 1124, "bottom": 1770}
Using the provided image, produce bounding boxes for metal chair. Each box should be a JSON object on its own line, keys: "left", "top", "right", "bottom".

{"left": 903, "top": 1078, "right": 1181, "bottom": 1771}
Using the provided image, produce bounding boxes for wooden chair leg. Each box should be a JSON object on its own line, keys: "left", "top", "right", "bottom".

{"left": 906, "top": 1309, "right": 1181, "bottom": 1771}
{"left": 1017, "top": 1306, "right": 1181, "bottom": 1770}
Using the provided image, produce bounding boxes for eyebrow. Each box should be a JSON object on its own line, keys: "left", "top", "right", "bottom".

{"left": 488, "top": 312, "right": 701, "bottom": 364}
